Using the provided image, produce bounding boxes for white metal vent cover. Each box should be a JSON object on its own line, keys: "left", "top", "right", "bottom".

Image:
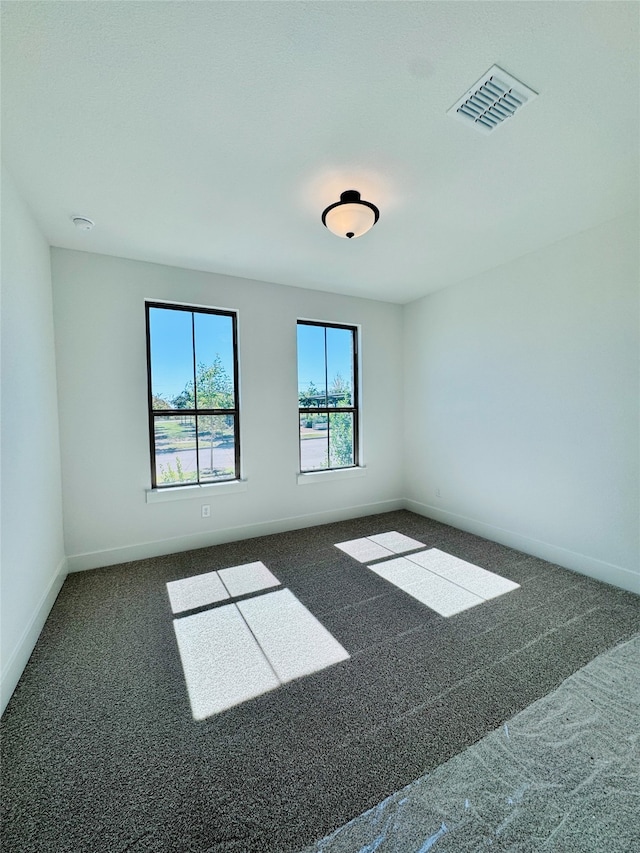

{"left": 448, "top": 65, "right": 538, "bottom": 134}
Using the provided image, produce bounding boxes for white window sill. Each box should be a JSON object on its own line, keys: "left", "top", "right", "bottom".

{"left": 146, "top": 480, "right": 248, "bottom": 503}
{"left": 297, "top": 466, "right": 366, "bottom": 485}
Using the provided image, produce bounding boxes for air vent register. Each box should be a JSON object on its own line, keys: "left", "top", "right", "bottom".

{"left": 448, "top": 65, "right": 537, "bottom": 134}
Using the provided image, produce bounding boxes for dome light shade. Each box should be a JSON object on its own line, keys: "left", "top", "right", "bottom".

{"left": 322, "top": 190, "right": 379, "bottom": 239}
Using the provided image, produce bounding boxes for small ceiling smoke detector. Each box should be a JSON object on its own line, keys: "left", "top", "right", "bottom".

{"left": 71, "top": 216, "right": 95, "bottom": 231}
{"left": 448, "top": 65, "right": 538, "bottom": 134}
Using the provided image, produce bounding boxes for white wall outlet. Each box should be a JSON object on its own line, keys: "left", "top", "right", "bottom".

{"left": 201, "top": 505, "right": 211, "bottom": 518}
{"left": 435, "top": 488, "right": 441, "bottom": 498}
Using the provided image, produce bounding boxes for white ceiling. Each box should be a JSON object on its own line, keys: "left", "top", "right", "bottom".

{"left": 2, "top": 1, "right": 638, "bottom": 304}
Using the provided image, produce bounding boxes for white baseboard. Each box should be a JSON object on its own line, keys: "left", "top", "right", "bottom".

{"left": 1, "top": 557, "right": 68, "bottom": 716}
{"left": 66, "top": 499, "right": 405, "bottom": 572}
{"left": 405, "top": 499, "right": 640, "bottom": 595}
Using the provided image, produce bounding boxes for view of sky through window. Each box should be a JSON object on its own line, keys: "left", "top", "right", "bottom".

{"left": 149, "top": 307, "right": 235, "bottom": 403}
{"left": 297, "top": 323, "right": 354, "bottom": 400}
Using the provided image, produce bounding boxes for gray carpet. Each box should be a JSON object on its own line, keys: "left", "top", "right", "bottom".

{"left": 300, "top": 634, "right": 640, "bottom": 853}
{"left": 1, "top": 510, "right": 638, "bottom": 852}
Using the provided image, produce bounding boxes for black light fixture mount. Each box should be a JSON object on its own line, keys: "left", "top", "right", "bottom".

{"left": 321, "top": 190, "right": 380, "bottom": 239}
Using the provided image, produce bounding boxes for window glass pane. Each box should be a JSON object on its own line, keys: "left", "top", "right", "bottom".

{"left": 326, "top": 326, "right": 354, "bottom": 408}
{"left": 329, "top": 411, "right": 354, "bottom": 468}
{"left": 297, "top": 324, "right": 327, "bottom": 407}
{"left": 148, "top": 303, "right": 240, "bottom": 488}
{"left": 194, "top": 313, "right": 235, "bottom": 409}
{"left": 149, "top": 308, "right": 194, "bottom": 409}
{"left": 198, "top": 415, "right": 236, "bottom": 481}
{"left": 154, "top": 416, "right": 198, "bottom": 485}
{"left": 300, "top": 414, "right": 328, "bottom": 471}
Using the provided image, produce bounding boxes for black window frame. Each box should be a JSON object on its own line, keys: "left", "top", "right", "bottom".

{"left": 297, "top": 319, "right": 359, "bottom": 473}
{"left": 146, "top": 301, "right": 241, "bottom": 489}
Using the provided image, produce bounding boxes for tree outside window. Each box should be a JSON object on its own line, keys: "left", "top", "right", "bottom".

{"left": 146, "top": 303, "right": 240, "bottom": 488}
{"left": 297, "top": 321, "right": 359, "bottom": 472}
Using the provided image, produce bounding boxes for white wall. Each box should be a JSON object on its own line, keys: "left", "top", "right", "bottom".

{"left": 403, "top": 214, "right": 639, "bottom": 593}
{"left": 51, "top": 249, "right": 404, "bottom": 570}
{"left": 0, "top": 167, "right": 67, "bottom": 713}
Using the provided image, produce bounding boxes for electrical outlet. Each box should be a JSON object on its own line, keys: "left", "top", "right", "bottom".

{"left": 435, "top": 488, "right": 441, "bottom": 498}
{"left": 201, "top": 505, "right": 211, "bottom": 518}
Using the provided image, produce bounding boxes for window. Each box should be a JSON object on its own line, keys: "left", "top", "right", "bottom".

{"left": 297, "top": 320, "right": 359, "bottom": 472}
{"left": 146, "top": 302, "right": 240, "bottom": 488}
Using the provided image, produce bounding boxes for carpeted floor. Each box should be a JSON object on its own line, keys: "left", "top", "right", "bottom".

{"left": 301, "top": 634, "right": 640, "bottom": 853}
{"left": 1, "top": 510, "right": 638, "bottom": 852}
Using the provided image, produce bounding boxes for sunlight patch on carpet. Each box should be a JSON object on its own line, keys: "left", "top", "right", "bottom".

{"left": 218, "top": 561, "right": 281, "bottom": 597}
{"left": 369, "top": 558, "right": 484, "bottom": 617}
{"left": 166, "top": 561, "right": 280, "bottom": 614}
{"left": 366, "top": 532, "right": 426, "bottom": 553}
{"left": 166, "top": 569, "right": 229, "bottom": 614}
{"left": 407, "top": 549, "right": 520, "bottom": 600}
{"left": 335, "top": 531, "right": 426, "bottom": 563}
{"left": 237, "top": 589, "right": 350, "bottom": 683}
{"left": 366, "top": 548, "right": 520, "bottom": 617}
{"left": 171, "top": 569, "right": 349, "bottom": 720}
{"left": 335, "top": 539, "right": 395, "bottom": 562}
{"left": 173, "top": 604, "right": 279, "bottom": 719}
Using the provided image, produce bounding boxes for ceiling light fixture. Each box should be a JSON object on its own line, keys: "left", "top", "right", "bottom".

{"left": 321, "top": 190, "right": 379, "bottom": 239}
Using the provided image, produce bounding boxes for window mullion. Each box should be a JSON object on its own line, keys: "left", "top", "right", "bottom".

{"left": 324, "top": 326, "right": 330, "bottom": 466}
{"left": 353, "top": 326, "right": 359, "bottom": 464}
{"left": 232, "top": 313, "right": 241, "bottom": 480}
{"left": 191, "top": 312, "right": 201, "bottom": 482}
{"left": 146, "top": 305, "right": 157, "bottom": 487}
